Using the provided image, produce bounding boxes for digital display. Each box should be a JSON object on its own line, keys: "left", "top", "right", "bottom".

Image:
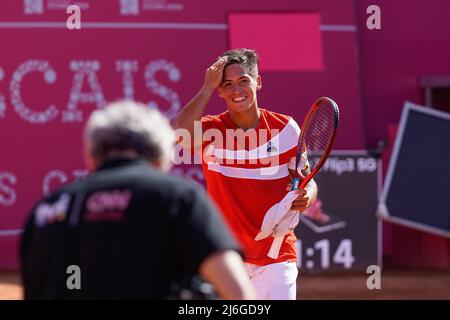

{"left": 228, "top": 13, "right": 324, "bottom": 72}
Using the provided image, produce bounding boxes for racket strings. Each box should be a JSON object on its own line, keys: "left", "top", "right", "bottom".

{"left": 303, "top": 105, "right": 335, "bottom": 169}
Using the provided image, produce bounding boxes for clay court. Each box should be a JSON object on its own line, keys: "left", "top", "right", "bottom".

{"left": 2, "top": 269, "right": 449, "bottom": 300}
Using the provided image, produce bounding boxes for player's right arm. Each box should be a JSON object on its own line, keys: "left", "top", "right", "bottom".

{"left": 174, "top": 56, "right": 228, "bottom": 152}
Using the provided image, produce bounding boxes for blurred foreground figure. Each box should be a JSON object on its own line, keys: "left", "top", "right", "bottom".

{"left": 20, "top": 100, "right": 255, "bottom": 300}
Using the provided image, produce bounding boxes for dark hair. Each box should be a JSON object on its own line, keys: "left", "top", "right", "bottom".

{"left": 222, "top": 48, "right": 259, "bottom": 78}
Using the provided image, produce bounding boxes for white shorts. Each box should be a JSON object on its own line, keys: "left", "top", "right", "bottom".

{"left": 245, "top": 261, "right": 298, "bottom": 300}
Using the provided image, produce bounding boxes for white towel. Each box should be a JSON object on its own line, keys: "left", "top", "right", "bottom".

{"left": 254, "top": 191, "right": 300, "bottom": 259}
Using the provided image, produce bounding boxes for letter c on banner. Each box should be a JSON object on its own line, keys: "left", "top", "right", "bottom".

{"left": 43, "top": 170, "right": 68, "bottom": 195}
{"left": 10, "top": 60, "right": 58, "bottom": 124}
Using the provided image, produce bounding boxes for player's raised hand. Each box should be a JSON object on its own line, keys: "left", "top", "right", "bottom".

{"left": 203, "top": 56, "right": 228, "bottom": 90}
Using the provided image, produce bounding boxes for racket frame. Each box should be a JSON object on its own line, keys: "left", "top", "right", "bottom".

{"left": 293, "top": 97, "right": 340, "bottom": 190}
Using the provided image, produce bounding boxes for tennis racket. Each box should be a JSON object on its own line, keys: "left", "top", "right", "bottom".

{"left": 267, "top": 97, "right": 339, "bottom": 259}
{"left": 292, "top": 96, "right": 340, "bottom": 190}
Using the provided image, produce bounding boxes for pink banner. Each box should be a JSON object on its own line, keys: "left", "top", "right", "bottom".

{"left": 0, "top": 0, "right": 364, "bottom": 268}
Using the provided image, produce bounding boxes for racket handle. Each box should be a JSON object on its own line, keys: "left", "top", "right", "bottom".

{"left": 291, "top": 177, "right": 299, "bottom": 191}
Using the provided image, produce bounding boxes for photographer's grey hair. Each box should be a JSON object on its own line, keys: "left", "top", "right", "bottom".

{"left": 84, "top": 101, "right": 175, "bottom": 167}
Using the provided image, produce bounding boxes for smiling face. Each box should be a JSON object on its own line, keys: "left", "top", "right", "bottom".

{"left": 218, "top": 63, "right": 262, "bottom": 114}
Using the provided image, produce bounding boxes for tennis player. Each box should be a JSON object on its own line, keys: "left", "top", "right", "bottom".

{"left": 175, "top": 48, "right": 318, "bottom": 299}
